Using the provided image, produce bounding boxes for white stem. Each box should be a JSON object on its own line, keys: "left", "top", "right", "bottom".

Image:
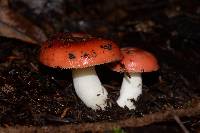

{"left": 72, "top": 67, "right": 108, "bottom": 110}
{"left": 117, "top": 73, "right": 142, "bottom": 110}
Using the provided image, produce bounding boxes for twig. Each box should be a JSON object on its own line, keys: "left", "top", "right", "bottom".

{"left": 103, "top": 84, "right": 116, "bottom": 90}
{"left": 60, "top": 108, "right": 70, "bottom": 118}
{"left": 30, "top": 62, "right": 39, "bottom": 72}
{"left": 174, "top": 115, "right": 190, "bottom": 133}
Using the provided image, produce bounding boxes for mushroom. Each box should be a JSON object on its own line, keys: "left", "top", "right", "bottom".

{"left": 110, "top": 47, "right": 159, "bottom": 109}
{"left": 39, "top": 32, "right": 121, "bottom": 110}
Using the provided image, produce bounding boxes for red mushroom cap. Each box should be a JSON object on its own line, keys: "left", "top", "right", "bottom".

{"left": 111, "top": 47, "right": 159, "bottom": 73}
{"left": 39, "top": 32, "right": 122, "bottom": 69}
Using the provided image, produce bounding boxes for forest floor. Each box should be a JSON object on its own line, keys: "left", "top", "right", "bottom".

{"left": 0, "top": 0, "right": 200, "bottom": 132}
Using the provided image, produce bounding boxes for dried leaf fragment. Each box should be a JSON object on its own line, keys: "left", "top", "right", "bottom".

{"left": 0, "top": 6, "right": 47, "bottom": 44}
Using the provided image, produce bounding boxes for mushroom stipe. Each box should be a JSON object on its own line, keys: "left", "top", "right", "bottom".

{"left": 39, "top": 32, "right": 121, "bottom": 110}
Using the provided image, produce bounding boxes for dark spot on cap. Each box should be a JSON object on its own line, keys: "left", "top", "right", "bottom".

{"left": 68, "top": 53, "right": 76, "bottom": 59}
{"left": 82, "top": 52, "right": 90, "bottom": 58}
{"left": 91, "top": 50, "right": 97, "bottom": 57}
{"left": 97, "top": 94, "right": 100, "bottom": 96}
{"left": 100, "top": 44, "right": 112, "bottom": 50}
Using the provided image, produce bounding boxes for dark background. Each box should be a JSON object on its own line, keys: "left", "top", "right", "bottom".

{"left": 0, "top": 0, "right": 200, "bottom": 132}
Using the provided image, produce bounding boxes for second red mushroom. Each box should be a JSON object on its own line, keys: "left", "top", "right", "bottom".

{"left": 110, "top": 47, "right": 159, "bottom": 109}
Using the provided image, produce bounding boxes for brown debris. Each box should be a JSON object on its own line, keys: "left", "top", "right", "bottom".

{"left": 165, "top": 6, "right": 181, "bottom": 18}
{"left": 0, "top": 84, "right": 15, "bottom": 94}
{"left": 135, "top": 20, "right": 155, "bottom": 33}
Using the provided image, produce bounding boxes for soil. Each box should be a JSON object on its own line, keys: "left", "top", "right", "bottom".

{"left": 0, "top": 0, "right": 200, "bottom": 132}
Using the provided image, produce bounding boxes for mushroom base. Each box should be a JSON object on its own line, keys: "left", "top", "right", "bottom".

{"left": 117, "top": 73, "right": 142, "bottom": 109}
{"left": 72, "top": 67, "right": 108, "bottom": 110}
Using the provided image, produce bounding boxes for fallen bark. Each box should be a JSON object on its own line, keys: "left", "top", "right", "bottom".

{"left": 0, "top": 100, "right": 200, "bottom": 133}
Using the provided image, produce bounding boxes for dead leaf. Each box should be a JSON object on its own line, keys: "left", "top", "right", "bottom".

{"left": 0, "top": 4, "right": 47, "bottom": 44}
{"left": 0, "top": 0, "right": 9, "bottom": 6}
{"left": 0, "top": 22, "right": 37, "bottom": 43}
